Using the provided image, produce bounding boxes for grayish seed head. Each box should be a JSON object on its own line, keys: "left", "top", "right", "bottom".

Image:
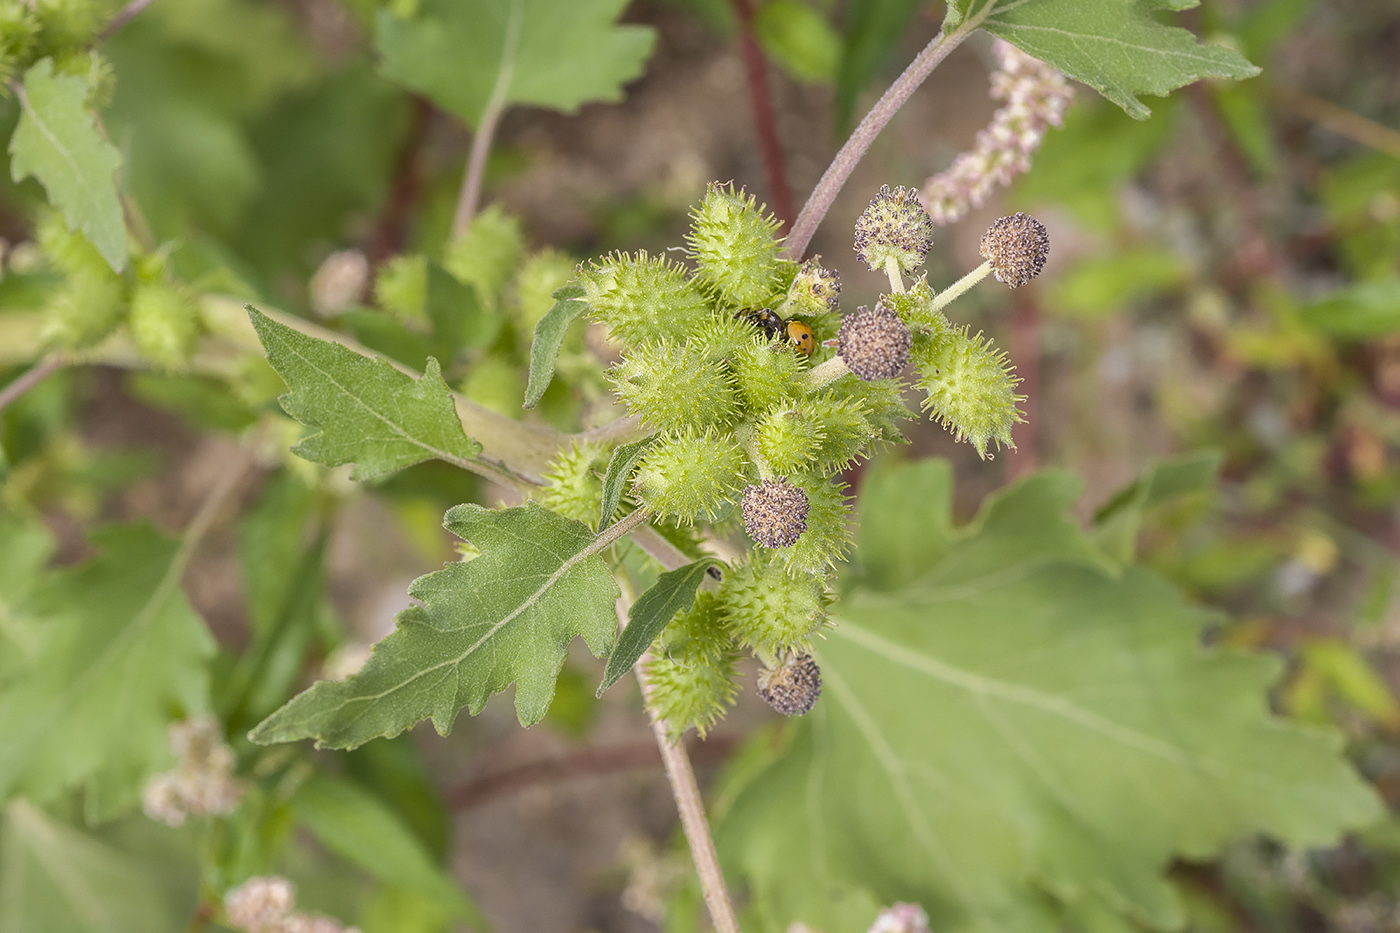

{"left": 853, "top": 185, "right": 936, "bottom": 274}
{"left": 979, "top": 212, "right": 1049, "bottom": 288}
{"left": 741, "top": 478, "right": 810, "bottom": 547}
{"left": 757, "top": 653, "right": 822, "bottom": 716}
{"left": 836, "top": 304, "right": 912, "bottom": 381}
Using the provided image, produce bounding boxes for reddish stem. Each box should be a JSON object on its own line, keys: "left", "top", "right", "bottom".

{"left": 730, "top": 0, "right": 795, "bottom": 229}
{"left": 369, "top": 96, "right": 434, "bottom": 267}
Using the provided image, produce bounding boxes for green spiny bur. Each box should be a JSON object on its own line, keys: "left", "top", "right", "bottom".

{"left": 42, "top": 267, "right": 124, "bottom": 349}
{"left": 829, "top": 377, "right": 914, "bottom": 445}
{"left": 687, "top": 183, "right": 784, "bottom": 308}
{"left": 129, "top": 281, "right": 197, "bottom": 370}
{"left": 778, "top": 473, "right": 853, "bottom": 577}
{"left": 375, "top": 254, "right": 429, "bottom": 325}
{"left": 540, "top": 442, "right": 606, "bottom": 526}
{"left": 755, "top": 405, "right": 825, "bottom": 475}
{"left": 514, "top": 248, "right": 577, "bottom": 332}
{"left": 881, "top": 276, "right": 948, "bottom": 333}
{"left": 645, "top": 592, "right": 738, "bottom": 739}
{"left": 609, "top": 340, "right": 738, "bottom": 432}
{"left": 729, "top": 338, "right": 805, "bottom": 414}
{"left": 632, "top": 430, "right": 745, "bottom": 523}
{"left": 720, "top": 557, "right": 826, "bottom": 655}
{"left": 579, "top": 251, "right": 712, "bottom": 346}
{"left": 913, "top": 325, "right": 1023, "bottom": 459}
{"left": 692, "top": 314, "right": 764, "bottom": 361}
{"left": 805, "top": 394, "right": 876, "bottom": 474}
{"left": 442, "top": 204, "right": 522, "bottom": 307}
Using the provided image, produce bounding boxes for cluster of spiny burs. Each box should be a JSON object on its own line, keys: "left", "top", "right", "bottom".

{"left": 543, "top": 183, "right": 1048, "bottom": 736}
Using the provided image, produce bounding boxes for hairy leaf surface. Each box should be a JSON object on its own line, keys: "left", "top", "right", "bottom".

{"left": 959, "top": 0, "right": 1259, "bottom": 119}
{"left": 599, "top": 558, "right": 720, "bottom": 695}
{"left": 251, "top": 503, "right": 618, "bottom": 745}
{"left": 249, "top": 307, "right": 481, "bottom": 480}
{"left": 525, "top": 285, "right": 586, "bottom": 409}
{"left": 10, "top": 59, "right": 128, "bottom": 272}
{"left": 717, "top": 468, "right": 1381, "bottom": 933}
{"left": 376, "top": 0, "right": 656, "bottom": 127}
{"left": 597, "top": 434, "right": 657, "bottom": 531}
{"left": 0, "top": 525, "right": 214, "bottom": 820}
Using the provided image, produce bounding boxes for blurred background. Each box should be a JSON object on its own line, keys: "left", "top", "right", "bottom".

{"left": 3, "top": 0, "right": 1400, "bottom": 930}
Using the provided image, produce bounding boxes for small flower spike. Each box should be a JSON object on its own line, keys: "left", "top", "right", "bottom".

{"left": 837, "top": 304, "right": 912, "bottom": 381}
{"left": 979, "top": 212, "right": 1049, "bottom": 288}
{"left": 854, "top": 185, "right": 935, "bottom": 276}
{"left": 742, "top": 478, "right": 810, "bottom": 547}
{"left": 757, "top": 653, "right": 822, "bottom": 716}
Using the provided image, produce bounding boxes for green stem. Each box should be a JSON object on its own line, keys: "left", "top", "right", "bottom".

{"left": 884, "top": 255, "right": 906, "bottom": 295}
{"left": 929, "top": 260, "right": 993, "bottom": 316}
{"left": 0, "top": 353, "right": 64, "bottom": 413}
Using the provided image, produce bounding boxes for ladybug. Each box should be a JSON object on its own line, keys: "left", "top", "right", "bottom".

{"left": 785, "top": 320, "right": 815, "bottom": 357}
{"left": 737, "top": 306, "right": 785, "bottom": 340}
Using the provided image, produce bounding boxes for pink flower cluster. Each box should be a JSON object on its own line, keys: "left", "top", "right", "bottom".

{"left": 224, "top": 876, "right": 361, "bottom": 933}
{"left": 921, "top": 40, "right": 1073, "bottom": 225}
{"left": 867, "top": 902, "right": 933, "bottom": 933}
{"left": 141, "top": 716, "right": 243, "bottom": 827}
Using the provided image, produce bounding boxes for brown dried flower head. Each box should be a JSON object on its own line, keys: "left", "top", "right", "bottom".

{"left": 742, "top": 478, "right": 810, "bottom": 547}
{"left": 757, "top": 653, "right": 822, "bottom": 716}
{"left": 854, "top": 185, "right": 935, "bottom": 275}
{"left": 837, "top": 304, "right": 912, "bottom": 381}
{"left": 979, "top": 212, "right": 1049, "bottom": 288}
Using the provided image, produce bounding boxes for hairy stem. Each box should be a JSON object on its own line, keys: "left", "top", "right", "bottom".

{"left": 731, "top": 0, "right": 794, "bottom": 228}
{"left": 451, "top": 0, "right": 523, "bottom": 239}
{"left": 0, "top": 354, "right": 64, "bottom": 414}
{"left": 616, "top": 591, "right": 742, "bottom": 933}
{"left": 929, "top": 260, "right": 991, "bottom": 315}
{"left": 786, "top": 15, "right": 981, "bottom": 259}
{"left": 884, "top": 255, "right": 906, "bottom": 294}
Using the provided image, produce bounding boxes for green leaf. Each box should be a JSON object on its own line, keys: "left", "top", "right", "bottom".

{"left": 853, "top": 458, "right": 954, "bottom": 592}
{"left": 291, "top": 773, "right": 482, "bottom": 924}
{"left": 1298, "top": 279, "right": 1400, "bottom": 339}
{"left": 755, "top": 0, "right": 842, "bottom": 84}
{"left": 0, "top": 525, "right": 215, "bottom": 821}
{"left": 1092, "top": 450, "right": 1221, "bottom": 564}
{"left": 248, "top": 307, "right": 482, "bottom": 480}
{"left": 598, "top": 558, "right": 720, "bottom": 696}
{"left": 963, "top": 0, "right": 1260, "bottom": 120}
{"left": 0, "top": 803, "right": 198, "bottom": 933}
{"left": 250, "top": 502, "right": 618, "bottom": 745}
{"left": 524, "top": 285, "right": 587, "bottom": 409}
{"left": 717, "top": 467, "right": 1381, "bottom": 933}
{"left": 597, "top": 433, "right": 658, "bottom": 531}
{"left": 10, "top": 59, "right": 127, "bottom": 273}
{"left": 0, "top": 510, "right": 55, "bottom": 682}
{"left": 375, "top": 0, "right": 657, "bottom": 128}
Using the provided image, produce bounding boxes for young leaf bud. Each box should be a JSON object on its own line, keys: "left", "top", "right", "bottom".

{"left": 579, "top": 251, "right": 712, "bottom": 347}
{"left": 979, "top": 212, "right": 1049, "bottom": 288}
{"left": 853, "top": 185, "right": 935, "bottom": 275}
{"left": 540, "top": 442, "right": 606, "bottom": 526}
{"left": 742, "top": 478, "right": 810, "bottom": 548}
{"left": 757, "top": 653, "right": 822, "bottom": 716}
{"left": 837, "top": 305, "right": 912, "bottom": 382}
{"left": 646, "top": 593, "right": 739, "bottom": 739}
{"left": 782, "top": 256, "right": 841, "bottom": 317}
{"left": 912, "top": 326, "right": 1022, "bottom": 459}
{"left": 129, "top": 281, "right": 198, "bottom": 369}
{"left": 778, "top": 474, "right": 853, "bottom": 575}
{"left": 721, "top": 559, "right": 825, "bottom": 654}
{"left": 609, "top": 340, "right": 738, "bottom": 432}
{"left": 729, "top": 338, "right": 804, "bottom": 414}
{"left": 687, "top": 183, "right": 784, "bottom": 308}
{"left": 443, "top": 204, "right": 522, "bottom": 305}
{"left": 632, "top": 430, "right": 745, "bottom": 523}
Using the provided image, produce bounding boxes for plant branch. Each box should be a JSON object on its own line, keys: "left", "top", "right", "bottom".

{"left": 451, "top": 0, "right": 523, "bottom": 239}
{"left": 617, "top": 594, "right": 742, "bottom": 933}
{"left": 785, "top": 14, "right": 982, "bottom": 259}
{"left": 0, "top": 354, "right": 64, "bottom": 414}
{"left": 445, "top": 734, "right": 739, "bottom": 810}
{"left": 1272, "top": 85, "right": 1400, "bottom": 161}
{"left": 96, "top": 0, "right": 155, "bottom": 43}
{"left": 731, "top": 0, "right": 794, "bottom": 228}
{"left": 369, "top": 95, "right": 434, "bottom": 267}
